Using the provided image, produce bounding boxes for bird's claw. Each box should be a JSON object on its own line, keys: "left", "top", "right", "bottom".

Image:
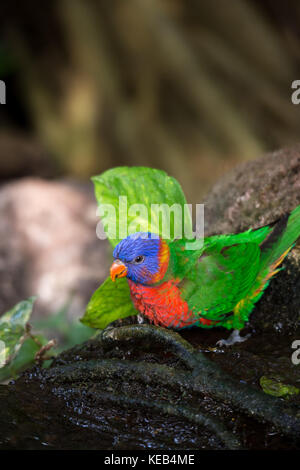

{"left": 216, "top": 329, "right": 251, "bottom": 347}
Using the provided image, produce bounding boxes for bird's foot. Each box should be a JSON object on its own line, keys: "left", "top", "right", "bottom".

{"left": 137, "top": 314, "right": 147, "bottom": 324}
{"left": 216, "top": 329, "right": 251, "bottom": 347}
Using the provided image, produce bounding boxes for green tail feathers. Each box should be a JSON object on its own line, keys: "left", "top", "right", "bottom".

{"left": 227, "top": 205, "right": 300, "bottom": 330}
{"left": 260, "top": 204, "right": 300, "bottom": 270}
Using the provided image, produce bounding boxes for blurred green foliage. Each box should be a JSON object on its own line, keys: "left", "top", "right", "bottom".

{"left": 0, "top": 297, "right": 47, "bottom": 381}
{"left": 33, "top": 304, "right": 94, "bottom": 354}
{"left": 0, "top": 298, "right": 94, "bottom": 383}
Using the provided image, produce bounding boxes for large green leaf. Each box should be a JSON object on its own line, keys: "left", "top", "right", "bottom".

{"left": 92, "top": 166, "right": 192, "bottom": 248}
{"left": 81, "top": 276, "right": 138, "bottom": 329}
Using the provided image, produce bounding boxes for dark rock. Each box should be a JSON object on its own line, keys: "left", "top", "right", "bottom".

{"left": 250, "top": 250, "right": 300, "bottom": 334}
{"left": 204, "top": 145, "right": 300, "bottom": 235}
{"left": 1, "top": 325, "right": 300, "bottom": 450}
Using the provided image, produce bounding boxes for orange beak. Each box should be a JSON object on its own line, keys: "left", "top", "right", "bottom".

{"left": 110, "top": 259, "right": 128, "bottom": 282}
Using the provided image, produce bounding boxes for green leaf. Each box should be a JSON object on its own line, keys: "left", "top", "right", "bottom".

{"left": 260, "top": 376, "right": 299, "bottom": 398}
{"left": 0, "top": 296, "right": 36, "bottom": 327}
{"left": 92, "top": 166, "right": 192, "bottom": 248}
{"left": 0, "top": 297, "right": 36, "bottom": 366}
{"left": 80, "top": 277, "right": 138, "bottom": 329}
{"left": 0, "top": 337, "right": 43, "bottom": 382}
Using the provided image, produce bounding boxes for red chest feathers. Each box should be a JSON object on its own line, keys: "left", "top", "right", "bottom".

{"left": 128, "top": 279, "right": 195, "bottom": 328}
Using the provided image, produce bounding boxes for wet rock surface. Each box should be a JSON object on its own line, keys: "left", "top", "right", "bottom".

{"left": 1, "top": 325, "right": 300, "bottom": 450}
{"left": 0, "top": 147, "right": 300, "bottom": 449}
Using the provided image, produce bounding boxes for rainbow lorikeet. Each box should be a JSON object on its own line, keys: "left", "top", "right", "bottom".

{"left": 110, "top": 205, "right": 300, "bottom": 346}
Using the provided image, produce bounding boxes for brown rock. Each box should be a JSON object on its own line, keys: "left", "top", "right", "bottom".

{"left": 204, "top": 145, "right": 300, "bottom": 236}
{"left": 0, "top": 178, "right": 109, "bottom": 319}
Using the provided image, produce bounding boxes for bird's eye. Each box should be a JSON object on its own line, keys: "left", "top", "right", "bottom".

{"left": 133, "top": 255, "right": 144, "bottom": 264}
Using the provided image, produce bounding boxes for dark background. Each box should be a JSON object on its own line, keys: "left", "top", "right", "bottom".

{"left": 1, "top": 0, "right": 300, "bottom": 202}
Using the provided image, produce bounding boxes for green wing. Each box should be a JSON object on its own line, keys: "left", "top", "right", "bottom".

{"left": 181, "top": 242, "right": 261, "bottom": 320}
{"left": 170, "top": 227, "right": 271, "bottom": 325}
{"left": 168, "top": 207, "right": 300, "bottom": 330}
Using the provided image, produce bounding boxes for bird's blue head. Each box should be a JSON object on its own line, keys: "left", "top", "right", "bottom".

{"left": 110, "top": 232, "right": 170, "bottom": 285}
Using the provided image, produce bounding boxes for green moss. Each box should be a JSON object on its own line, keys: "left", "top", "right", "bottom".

{"left": 260, "top": 375, "right": 299, "bottom": 397}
